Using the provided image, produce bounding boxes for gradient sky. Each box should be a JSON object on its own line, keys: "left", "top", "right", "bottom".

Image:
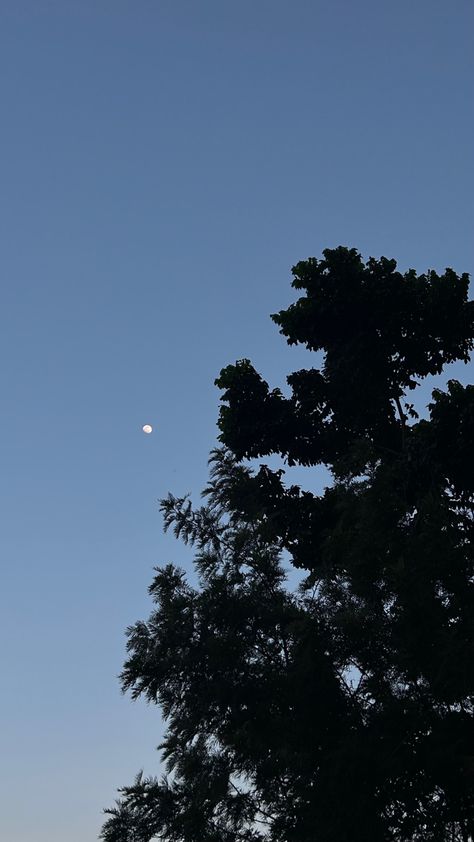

{"left": 0, "top": 2, "right": 473, "bottom": 840}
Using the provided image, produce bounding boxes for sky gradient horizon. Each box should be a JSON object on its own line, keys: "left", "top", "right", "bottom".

{"left": 0, "top": 2, "right": 473, "bottom": 840}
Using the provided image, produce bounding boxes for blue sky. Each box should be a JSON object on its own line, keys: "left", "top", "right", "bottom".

{"left": 0, "top": 1, "right": 472, "bottom": 839}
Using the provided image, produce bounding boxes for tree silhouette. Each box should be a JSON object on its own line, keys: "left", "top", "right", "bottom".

{"left": 102, "top": 247, "right": 474, "bottom": 842}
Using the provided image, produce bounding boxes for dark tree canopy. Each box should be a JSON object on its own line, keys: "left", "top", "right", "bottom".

{"left": 102, "top": 248, "right": 474, "bottom": 842}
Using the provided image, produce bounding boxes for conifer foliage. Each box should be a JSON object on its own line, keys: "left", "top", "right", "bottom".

{"left": 102, "top": 248, "right": 474, "bottom": 842}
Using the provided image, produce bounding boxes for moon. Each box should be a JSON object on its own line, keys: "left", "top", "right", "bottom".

{"left": 142, "top": 424, "right": 153, "bottom": 434}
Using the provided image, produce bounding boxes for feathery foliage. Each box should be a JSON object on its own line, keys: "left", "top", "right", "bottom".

{"left": 102, "top": 247, "right": 474, "bottom": 842}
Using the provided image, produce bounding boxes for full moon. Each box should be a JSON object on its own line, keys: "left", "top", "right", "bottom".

{"left": 142, "top": 424, "right": 153, "bottom": 434}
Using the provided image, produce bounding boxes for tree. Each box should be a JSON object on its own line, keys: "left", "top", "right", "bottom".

{"left": 101, "top": 247, "right": 474, "bottom": 842}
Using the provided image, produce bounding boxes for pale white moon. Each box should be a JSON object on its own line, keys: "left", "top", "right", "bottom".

{"left": 142, "top": 424, "right": 153, "bottom": 434}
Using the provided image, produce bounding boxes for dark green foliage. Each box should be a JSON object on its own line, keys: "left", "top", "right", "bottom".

{"left": 102, "top": 248, "right": 474, "bottom": 841}
{"left": 217, "top": 248, "right": 473, "bottom": 470}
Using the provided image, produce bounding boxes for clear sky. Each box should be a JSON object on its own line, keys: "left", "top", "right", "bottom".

{"left": 0, "top": 2, "right": 472, "bottom": 840}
